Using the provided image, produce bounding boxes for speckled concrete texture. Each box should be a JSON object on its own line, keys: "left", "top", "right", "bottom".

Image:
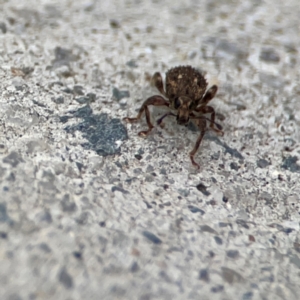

{"left": 0, "top": 0, "right": 300, "bottom": 299}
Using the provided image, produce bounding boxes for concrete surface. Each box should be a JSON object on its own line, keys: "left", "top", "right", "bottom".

{"left": 0, "top": 0, "right": 300, "bottom": 299}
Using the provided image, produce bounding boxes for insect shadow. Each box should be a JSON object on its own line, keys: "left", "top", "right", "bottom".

{"left": 61, "top": 105, "right": 128, "bottom": 156}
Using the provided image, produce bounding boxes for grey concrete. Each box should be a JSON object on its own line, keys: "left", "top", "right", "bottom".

{"left": 0, "top": 0, "right": 300, "bottom": 299}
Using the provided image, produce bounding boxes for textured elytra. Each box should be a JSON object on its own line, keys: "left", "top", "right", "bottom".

{"left": 166, "top": 66, "right": 208, "bottom": 104}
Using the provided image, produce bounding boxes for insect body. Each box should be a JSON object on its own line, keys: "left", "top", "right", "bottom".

{"left": 124, "top": 65, "right": 224, "bottom": 168}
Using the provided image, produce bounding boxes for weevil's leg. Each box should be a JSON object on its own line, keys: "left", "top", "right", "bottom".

{"left": 194, "top": 105, "right": 224, "bottom": 136}
{"left": 124, "top": 95, "right": 169, "bottom": 136}
{"left": 189, "top": 119, "right": 207, "bottom": 169}
{"left": 152, "top": 72, "right": 167, "bottom": 97}
{"left": 157, "top": 112, "right": 176, "bottom": 125}
{"left": 202, "top": 85, "right": 218, "bottom": 105}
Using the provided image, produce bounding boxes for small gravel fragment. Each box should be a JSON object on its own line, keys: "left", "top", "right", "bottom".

{"left": 145, "top": 174, "right": 154, "bottom": 182}
{"left": 224, "top": 144, "right": 244, "bottom": 159}
{"left": 75, "top": 96, "right": 90, "bottom": 104}
{"left": 3, "top": 152, "right": 24, "bottom": 167}
{"left": 99, "top": 221, "right": 106, "bottom": 227}
{"left": 221, "top": 267, "right": 244, "bottom": 284}
{"left": 196, "top": 183, "right": 210, "bottom": 196}
{"left": 200, "top": 225, "right": 218, "bottom": 234}
{"left": 236, "top": 219, "right": 249, "bottom": 229}
{"left": 188, "top": 205, "right": 205, "bottom": 215}
{"left": 199, "top": 269, "right": 209, "bottom": 282}
{"left": 38, "top": 210, "right": 53, "bottom": 223}
{"left": 73, "top": 85, "right": 84, "bottom": 95}
{"left": 242, "top": 291, "right": 254, "bottom": 300}
{"left": 76, "top": 162, "right": 83, "bottom": 172}
{"left": 257, "top": 158, "right": 270, "bottom": 168}
{"left": 130, "top": 262, "right": 139, "bottom": 272}
{"left": 259, "top": 48, "right": 280, "bottom": 63}
{"left": 52, "top": 96, "right": 64, "bottom": 104}
{"left": 281, "top": 156, "right": 300, "bottom": 173}
{"left": 0, "top": 203, "right": 11, "bottom": 224}
{"left": 86, "top": 93, "right": 96, "bottom": 102}
{"left": 58, "top": 268, "right": 74, "bottom": 289}
{"left": 0, "top": 22, "right": 7, "bottom": 34}
{"left": 52, "top": 46, "right": 78, "bottom": 68}
{"left": 281, "top": 227, "right": 293, "bottom": 234}
{"left": 178, "top": 189, "right": 189, "bottom": 197}
{"left": 222, "top": 196, "right": 229, "bottom": 203}
{"left": 60, "top": 194, "right": 77, "bottom": 212}
{"left": 211, "top": 285, "right": 224, "bottom": 293}
{"left": 0, "top": 232, "right": 8, "bottom": 239}
{"left": 160, "top": 168, "right": 167, "bottom": 175}
{"left": 109, "top": 19, "right": 121, "bottom": 28}
{"left": 226, "top": 250, "right": 239, "bottom": 259}
{"left": 142, "top": 231, "right": 162, "bottom": 244}
{"left": 111, "top": 186, "right": 129, "bottom": 194}
{"left": 73, "top": 251, "right": 82, "bottom": 260}
{"left": 290, "top": 255, "right": 300, "bottom": 268}
{"left": 39, "top": 243, "right": 52, "bottom": 253}
{"left": 113, "top": 87, "right": 130, "bottom": 101}
{"left": 62, "top": 87, "right": 73, "bottom": 94}
{"left": 59, "top": 116, "right": 69, "bottom": 123}
{"left": 126, "top": 59, "right": 138, "bottom": 68}
{"left": 32, "top": 100, "right": 46, "bottom": 108}
{"left": 249, "top": 235, "right": 255, "bottom": 242}
{"left": 219, "top": 222, "right": 230, "bottom": 227}
{"left": 21, "top": 66, "right": 33, "bottom": 76}
{"left": 214, "top": 236, "right": 223, "bottom": 245}
{"left": 211, "top": 152, "right": 220, "bottom": 160}
{"left": 230, "top": 162, "right": 239, "bottom": 170}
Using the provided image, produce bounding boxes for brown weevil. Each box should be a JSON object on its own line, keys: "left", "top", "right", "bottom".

{"left": 124, "top": 65, "right": 224, "bottom": 168}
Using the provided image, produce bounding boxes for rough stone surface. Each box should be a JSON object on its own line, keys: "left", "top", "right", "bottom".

{"left": 0, "top": 1, "right": 300, "bottom": 300}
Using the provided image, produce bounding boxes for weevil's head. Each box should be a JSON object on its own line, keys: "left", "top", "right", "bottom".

{"left": 172, "top": 96, "right": 194, "bottom": 125}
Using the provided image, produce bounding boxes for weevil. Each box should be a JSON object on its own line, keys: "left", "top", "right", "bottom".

{"left": 124, "top": 65, "right": 224, "bottom": 168}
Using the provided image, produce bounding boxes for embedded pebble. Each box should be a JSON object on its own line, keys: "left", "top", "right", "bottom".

{"left": 58, "top": 268, "right": 74, "bottom": 289}
{"left": 199, "top": 269, "right": 209, "bottom": 282}
{"left": 142, "top": 231, "right": 162, "bottom": 244}
{"left": 196, "top": 183, "right": 210, "bottom": 196}
{"left": 0, "top": 22, "right": 7, "bottom": 33}
{"left": 188, "top": 205, "right": 205, "bottom": 215}
{"left": 226, "top": 250, "right": 240, "bottom": 259}
{"left": 3, "top": 152, "right": 24, "bottom": 167}
{"left": 259, "top": 48, "right": 280, "bottom": 63}
{"left": 281, "top": 156, "right": 300, "bottom": 173}
{"left": 214, "top": 236, "right": 223, "bottom": 245}
{"left": 113, "top": 87, "right": 130, "bottom": 101}
{"left": 221, "top": 267, "right": 244, "bottom": 284}
{"left": 52, "top": 96, "right": 64, "bottom": 104}
{"left": 257, "top": 158, "right": 270, "bottom": 168}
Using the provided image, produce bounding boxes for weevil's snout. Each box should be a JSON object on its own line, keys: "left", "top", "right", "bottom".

{"left": 174, "top": 96, "right": 192, "bottom": 125}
